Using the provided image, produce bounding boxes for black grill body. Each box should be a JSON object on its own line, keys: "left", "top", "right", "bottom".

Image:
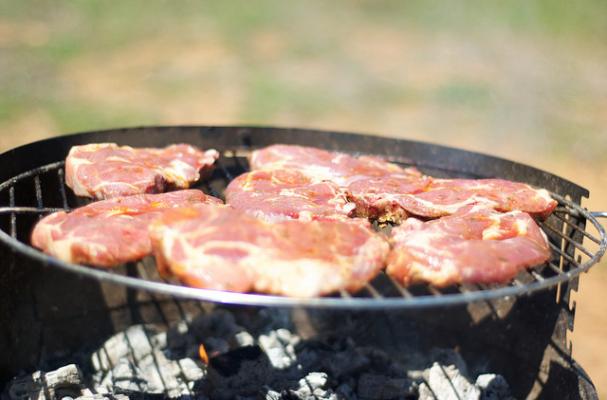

{"left": 0, "top": 126, "right": 598, "bottom": 399}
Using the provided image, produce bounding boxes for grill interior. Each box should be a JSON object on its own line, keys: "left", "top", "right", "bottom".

{"left": 0, "top": 147, "right": 603, "bottom": 309}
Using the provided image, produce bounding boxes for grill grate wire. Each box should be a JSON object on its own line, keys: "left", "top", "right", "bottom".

{"left": 0, "top": 151, "right": 604, "bottom": 309}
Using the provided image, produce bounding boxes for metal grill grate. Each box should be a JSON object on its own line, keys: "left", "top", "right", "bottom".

{"left": 0, "top": 150, "right": 604, "bottom": 309}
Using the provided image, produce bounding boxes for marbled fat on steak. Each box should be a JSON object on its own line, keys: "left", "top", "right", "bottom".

{"left": 408, "top": 178, "right": 556, "bottom": 218}
{"left": 251, "top": 145, "right": 555, "bottom": 222}
{"left": 150, "top": 204, "right": 389, "bottom": 297}
{"left": 346, "top": 174, "right": 432, "bottom": 223}
{"left": 348, "top": 178, "right": 557, "bottom": 221}
{"left": 65, "top": 143, "right": 219, "bottom": 199}
{"left": 387, "top": 205, "right": 551, "bottom": 287}
{"left": 249, "top": 144, "right": 417, "bottom": 186}
{"left": 224, "top": 169, "right": 356, "bottom": 222}
{"left": 31, "top": 190, "right": 222, "bottom": 267}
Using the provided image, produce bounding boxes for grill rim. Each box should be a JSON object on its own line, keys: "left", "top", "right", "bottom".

{"left": 0, "top": 124, "right": 590, "bottom": 198}
{"left": 0, "top": 188, "right": 603, "bottom": 309}
{"left": 0, "top": 127, "right": 604, "bottom": 308}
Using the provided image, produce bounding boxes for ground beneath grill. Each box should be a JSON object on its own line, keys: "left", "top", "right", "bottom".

{"left": 3, "top": 306, "right": 513, "bottom": 400}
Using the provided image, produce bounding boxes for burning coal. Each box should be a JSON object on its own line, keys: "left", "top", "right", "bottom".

{"left": 4, "top": 308, "right": 513, "bottom": 399}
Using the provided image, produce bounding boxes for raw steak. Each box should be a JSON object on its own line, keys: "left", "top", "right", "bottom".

{"left": 224, "top": 169, "right": 356, "bottom": 222}
{"left": 346, "top": 174, "right": 432, "bottom": 223}
{"left": 150, "top": 204, "right": 389, "bottom": 297}
{"left": 387, "top": 205, "right": 551, "bottom": 287}
{"left": 348, "top": 178, "right": 557, "bottom": 220}
{"left": 31, "top": 190, "right": 222, "bottom": 267}
{"left": 249, "top": 144, "right": 417, "bottom": 186}
{"left": 65, "top": 143, "right": 219, "bottom": 199}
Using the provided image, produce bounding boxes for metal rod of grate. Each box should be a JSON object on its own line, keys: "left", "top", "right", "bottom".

{"left": 0, "top": 155, "right": 604, "bottom": 310}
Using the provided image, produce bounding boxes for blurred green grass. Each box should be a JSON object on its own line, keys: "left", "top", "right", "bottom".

{"left": 0, "top": 0, "right": 605, "bottom": 157}
{"left": 360, "top": 0, "right": 607, "bottom": 38}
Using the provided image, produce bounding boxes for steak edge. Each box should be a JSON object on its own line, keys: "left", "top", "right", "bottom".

{"left": 387, "top": 205, "right": 551, "bottom": 287}
{"left": 31, "top": 190, "right": 222, "bottom": 267}
{"left": 150, "top": 204, "right": 389, "bottom": 297}
{"left": 65, "top": 143, "right": 219, "bottom": 199}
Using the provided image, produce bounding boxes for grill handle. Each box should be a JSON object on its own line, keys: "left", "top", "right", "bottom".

{"left": 591, "top": 211, "right": 607, "bottom": 219}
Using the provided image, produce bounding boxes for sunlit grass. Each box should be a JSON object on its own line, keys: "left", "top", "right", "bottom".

{"left": 1, "top": 0, "right": 605, "bottom": 160}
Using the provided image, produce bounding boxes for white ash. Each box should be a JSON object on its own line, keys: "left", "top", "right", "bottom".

{"left": 233, "top": 331, "right": 255, "bottom": 347}
{"left": 289, "top": 372, "right": 337, "bottom": 400}
{"left": 264, "top": 372, "right": 337, "bottom": 400}
{"left": 403, "top": 348, "right": 470, "bottom": 382}
{"left": 92, "top": 346, "right": 204, "bottom": 398}
{"left": 258, "top": 329, "right": 300, "bottom": 369}
{"left": 4, "top": 307, "right": 514, "bottom": 400}
{"left": 4, "top": 364, "right": 84, "bottom": 400}
{"left": 91, "top": 325, "right": 165, "bottom": 372}
{"left": 418, "top": 363, "right": 481, "bottom": 400}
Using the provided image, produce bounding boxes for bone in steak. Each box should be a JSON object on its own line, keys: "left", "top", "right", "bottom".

{"left": 31, "top": 190, "right": 222, "bottom": 267}
{"left": 65, "top": 143, "right": 219, "bottom": 199}
{"left": 387, "top": 205, "right": 551, "bottom": 287}
{"left": 150, "top": 204, "right": 389, "bottom": 297}
{"left": 249, "top": 144, "right": 419, "bottom": 186}
{"left": 224, "top": 169, "right": 356, "bottom": 222}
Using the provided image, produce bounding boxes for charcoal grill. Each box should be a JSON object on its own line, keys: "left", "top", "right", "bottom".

{"left": 0, "top": 126, "right": 604, "bottom": 399}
